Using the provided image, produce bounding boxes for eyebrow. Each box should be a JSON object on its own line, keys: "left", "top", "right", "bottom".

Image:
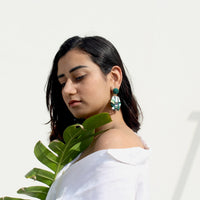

{"left": 57, "top": 65, "right": 88, "bottom": 79}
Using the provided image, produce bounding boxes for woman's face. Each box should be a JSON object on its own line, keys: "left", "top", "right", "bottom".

{"left": 57, "top": 49, "right": 112, "bottom": 119}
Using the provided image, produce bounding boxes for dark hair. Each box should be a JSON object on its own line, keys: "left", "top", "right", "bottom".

{"left": 46, "top": 36, "right": 142, "bottom": 142}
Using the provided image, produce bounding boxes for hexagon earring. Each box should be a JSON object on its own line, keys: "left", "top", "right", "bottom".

{"left": 110, "top": 88, "right": 121, "bottom": 111}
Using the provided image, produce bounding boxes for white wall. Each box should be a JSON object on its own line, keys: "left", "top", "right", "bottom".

{"left": 0, "top": 0, "right": 199, "bottom": 199}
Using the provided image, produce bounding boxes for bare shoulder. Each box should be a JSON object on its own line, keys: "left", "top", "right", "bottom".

{"left": 92, "top": 128, "right": 145, "bottom": 151}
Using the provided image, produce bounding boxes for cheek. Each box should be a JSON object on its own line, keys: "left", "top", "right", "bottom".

{"left": 81, "top": 76, "right": 109, "bottom": 95}
{"left": 83, "top": 83, "right": 111, "bottom": 103}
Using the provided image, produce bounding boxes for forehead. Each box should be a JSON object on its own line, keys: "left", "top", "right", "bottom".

{"left": 57, "top": 49, "right": 94, "bottom": 73}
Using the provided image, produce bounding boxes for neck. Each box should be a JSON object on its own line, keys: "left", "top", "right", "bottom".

{"left": 95, "top": 109, "right": 126, "bottom": 135}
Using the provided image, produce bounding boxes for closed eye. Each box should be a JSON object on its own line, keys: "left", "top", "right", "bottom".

{"left": 75, "top": 75, "right": 85, "bottom": 81}
{"left": 60, "top": 75, "right": 86, "bottom": 88}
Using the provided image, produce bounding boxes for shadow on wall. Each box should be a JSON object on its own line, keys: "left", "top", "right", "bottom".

{"left": 172, "top": 111, "right": 200, "bottom": 200}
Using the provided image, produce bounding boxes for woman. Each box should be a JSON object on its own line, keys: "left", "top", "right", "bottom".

{"left": 46, "top": 36, "right": 150, "bottom": 200}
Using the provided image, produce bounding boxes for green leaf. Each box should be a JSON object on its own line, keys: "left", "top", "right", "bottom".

{"left": 79, "top": 135, "right": 94, "bottom": 151}
{"left": 59, "top": 113, "right": 112, "bottom": 170}
{"left": 61, "top": 129, "right": 93, "bottom": 165}
{"left": 82, "top": 112, "right": 112, "bottom": 130}
{"left": 1, "top": 113, "right": 112, "bottom": 200}
{"left": 25, "top": 168, "right": 55, "bottom": 186}
{"left": 61, "top": 148, "right": 80, "bottom": 165}
{"left": 63, "top": 124, "right": 83, "bottom": 144}
{"left": 34, "top": 141, "right": 58, "bottom": 172}
{"left": 17, "top": 186, "right": 49, "bottom": 200}
{"left": 48, "top": 140, "right": 65, "bottom": 156}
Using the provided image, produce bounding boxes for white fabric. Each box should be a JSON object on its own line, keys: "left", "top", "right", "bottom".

{"left": 46, "top": 144, "right": 151, "bottom": 200}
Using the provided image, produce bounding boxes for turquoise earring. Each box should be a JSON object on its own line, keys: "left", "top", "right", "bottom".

{"left": 110, "top": 88, "right": 121, "bottom": 111}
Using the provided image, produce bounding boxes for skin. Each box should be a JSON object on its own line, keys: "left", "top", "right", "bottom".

{"left": 57, "top": 49, "right": 145, "bottom": 162}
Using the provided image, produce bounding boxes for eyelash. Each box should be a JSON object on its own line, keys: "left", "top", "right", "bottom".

{"left": 60, "top": 75, "right": 85, "bottom": 88}
{"left": 75, "top": 75, "right": 85, "bottom": 81}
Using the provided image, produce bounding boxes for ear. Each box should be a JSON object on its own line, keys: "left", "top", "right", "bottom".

{"left": 108, "top": 66, "right": 122, "bottom": 90}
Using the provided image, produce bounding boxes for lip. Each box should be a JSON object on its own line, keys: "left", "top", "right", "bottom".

{"left": 68, "top": 100, "right": 82, "bottom": 107}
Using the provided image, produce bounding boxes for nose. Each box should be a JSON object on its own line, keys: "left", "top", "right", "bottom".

{"left": 62, "top": 79, "right": 77, "bottom": 95}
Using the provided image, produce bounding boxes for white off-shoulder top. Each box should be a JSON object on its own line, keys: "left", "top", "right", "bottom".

{"left": 46, "top": 141, "right": 151, "bottom": 200}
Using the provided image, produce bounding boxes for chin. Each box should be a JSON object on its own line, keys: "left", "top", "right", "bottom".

{"left": 70, "top": 105, "right": 109, "bottom": 120}
{"left": 72, "top": 110, "right": 100, "bottom": 120}
{"left": 72, "top": 112, "right": 91, "bottom": 120}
